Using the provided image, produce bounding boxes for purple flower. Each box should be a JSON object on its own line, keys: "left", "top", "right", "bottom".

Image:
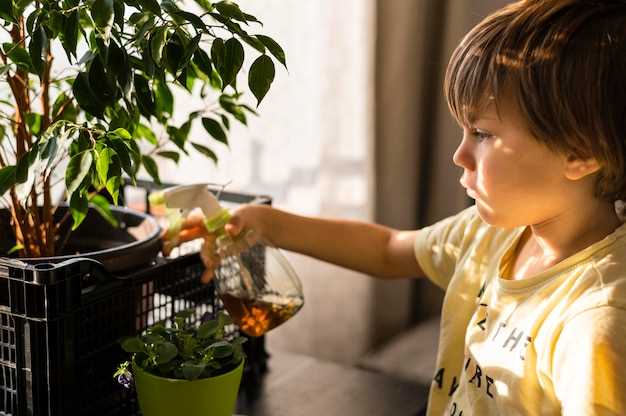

{"left": 116, "top": 369, "right": 133, "bottom": 389}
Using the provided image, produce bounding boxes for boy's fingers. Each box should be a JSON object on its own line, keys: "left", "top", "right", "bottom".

{"left": 225, "top": 221, "right": 241, "bottom": 236}
{"left": 176, "top": 227, "right": 208, "bottom": 244}
{"left": 180, "top": 214, "right": 207, "bottom": 231}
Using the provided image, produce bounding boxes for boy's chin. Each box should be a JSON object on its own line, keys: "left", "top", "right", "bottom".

{"left": 474, "top": 201, "right": 522, "bottom": 229}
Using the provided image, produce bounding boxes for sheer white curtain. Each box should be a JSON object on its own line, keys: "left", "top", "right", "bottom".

{"left": 157, "top": 0, "right": 378, "bottom": 362}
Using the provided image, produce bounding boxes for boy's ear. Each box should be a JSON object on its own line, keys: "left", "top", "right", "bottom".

{"left": 563, "top": 155, "right": 601, "bottom": 180}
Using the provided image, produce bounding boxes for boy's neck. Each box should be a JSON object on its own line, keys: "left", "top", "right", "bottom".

{"left": 509, "top": 200, "right": 622, "bottom": 280}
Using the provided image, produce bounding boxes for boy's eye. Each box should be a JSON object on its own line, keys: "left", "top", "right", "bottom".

{"left": 470, "top": 129, "right": 492, "bottom": 142}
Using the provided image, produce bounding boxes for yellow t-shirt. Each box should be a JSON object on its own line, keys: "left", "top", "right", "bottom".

{"left": 414, "top": 206, "right": 626, "bottom": 416}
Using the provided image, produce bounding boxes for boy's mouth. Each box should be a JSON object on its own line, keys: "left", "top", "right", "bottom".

{"left": 459, "top": 178, "right": 478, "bottom": 199}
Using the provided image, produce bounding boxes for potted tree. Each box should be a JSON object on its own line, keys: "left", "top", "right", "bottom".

{"left": 115, "top": 310, "right": 247, "bottom": 416}
{"left": 0, "top": 0, "right": 285, "bottom": 266}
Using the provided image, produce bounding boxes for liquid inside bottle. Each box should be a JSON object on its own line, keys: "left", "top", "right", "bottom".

{"left": 214, "top": 230, "right": 304, "bottom": 337}
{"left": 219, "top": 291, "right": 304, "bottom": 337}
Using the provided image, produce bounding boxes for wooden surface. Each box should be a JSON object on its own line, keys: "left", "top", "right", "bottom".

{"left": 236, "top": 350, "right": 429, "bottom": 416}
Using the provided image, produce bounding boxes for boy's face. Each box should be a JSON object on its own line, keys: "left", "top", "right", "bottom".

{"left": 452, "top": 99, "right": 583, "bottom": 228}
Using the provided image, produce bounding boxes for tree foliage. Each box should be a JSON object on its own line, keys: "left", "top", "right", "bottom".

{"left": 0, "top": 0, "right": 286, "bottom": 256}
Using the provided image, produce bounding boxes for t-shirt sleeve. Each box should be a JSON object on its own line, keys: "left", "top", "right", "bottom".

{"left": 552, "top": 306, "right": 626, "bottom": 416}
{"left": 413, "top": 205, "right": 481, "bottom": 289}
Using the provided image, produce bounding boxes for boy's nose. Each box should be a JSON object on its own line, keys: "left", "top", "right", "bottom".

{"left": 452, "top": 137, "right": 475, "bottom": 171}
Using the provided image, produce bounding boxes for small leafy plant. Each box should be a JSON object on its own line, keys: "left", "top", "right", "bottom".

{"left": 114, "top": 310, "right": 246, "bottom": 386}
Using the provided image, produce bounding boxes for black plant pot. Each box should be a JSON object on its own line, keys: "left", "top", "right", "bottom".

{"left": 0, "top": 205, "right": 162, "bottom": 273}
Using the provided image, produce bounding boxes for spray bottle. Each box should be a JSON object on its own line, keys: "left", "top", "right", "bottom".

{"left": 149, "top": 184, "right": 304, "bottom": 337}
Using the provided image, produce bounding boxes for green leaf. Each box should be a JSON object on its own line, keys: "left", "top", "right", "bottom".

{"left": 142, "top": 155, "right": 160, "bottom": 185}
{"left": 136, "top": 123, "right": 157, "bottom": 145}
{"left": 155, "top": 342, "right": 178, "bottom": 364}
{"left": 243, "top": 13, "right": 261, "bottom": 25}
{"left": 70, "top": 190, "right": 89, "bottom": 230}
{"left": 209, "top": 67, "right": 222, "bottom": 90}
{"left": 0, "top": 1, "right": 16, "bottom": 24}
{"left": 60, "top": 10, "right": 79, "bottom": 62}
{"left": 72, "top": 71, "right": 105, "bottom": 117}
{"left": 214, "top": 1, "right": 245, "bottom": 21}
{"left": 219, "top": 94, "right": 247, "bottom": 125}
{"left": 160, "top": 0, "right": 181, "bottom": 20}
{"left": 157, "top": 151, "right": 180, "bottom": 163}
{"left": 25, "top": 113, "right": 42, "bottom": 136}
{"left": 256, "top": 34, "right": 287, "bottom": 68}
{"left": 248, "top": 54, "right": 275, "bottom": 106}
{"left": 106, "top": 175, "right": 121, "bottom": 205}
{"left": 134, "top": 14, "right": 155, "bottom": 41}
{"left": 197, "top": 320, "right": 219, "bottom": 339}
{"left": 192, "top": 49, "right": 213, "bottom": 77}
{"left": 112, "top": 127, "right": 132, "bottom": 140}
{"left": 139, "top": 45, "right": 155, "bottom": 78}
{"left": 164, "top": 34, "right": 185, "bottom": 76}
{"left": 134, "top": 74, "right": 156, "bottom": 118}
{"left": 181, "top": 34, "right": 202, "bottom": 72}
{"left": 107, "top": 139, "right": 132, "bottom": 177}
{"left": 193, "top": 0, "right": 213, "bottom": 12}
{"left": 92, "top": 0, "right": 114, "bottom": 29}
{"left": 210, "top": 37, "right": 225, "bottom": 79}
{"left": 220, "top": 114, "right": 230, "bottom": 131}
{"left": 3, "top": 43, "right": 33, "bottom": 72}
{"left": 127, "top": 137, "right": 142, "bottom": 176}
{"left": 155, "top": 78, "right": 173, "bottom": 118}
{"left": 108, "top": 40, "right": 132, "bottom": 93}
{"left": 25, "top": 8, "right": 39, "bottom": 34}
{"left": 14, "top": 0, "right": 33, "bottom": 13}
{"left": 121, "top": 336, "right": 145, "bottom": 353}
{"left": 29, "top": 26, "right": 47, "bottom": 76}
{"left": 173, "top": 10, "right": 206, "bottom": 31}
{"left": 240, "top": 34, "right": 265, "bottom": 53}
{"left": 221, "top": 37, "right": 244, "bottom": 89}
{"left": 89, "top": 55, "right": 117, "bottom": 107}
{"left": 181, "top": 362, "right": 206, "bottom": 380}
{"left": 89, "top": 193, "right": 119, "bottom": 227}
{"left": 209, "top": 340, "right": 234, "bottom": 358}
{"left": 150, "top": 26, "right": 168, "bottom": 66}
{"left": 113, "top": 0, "right": 125, "bottom": 29}
{"left": 39, "top": 135, "right": 59, "bottom": 171}
{"left": 201, "top": 117, "right": 227, "bottom": 146}
{"left": 106, "top": 155, "right": 122, "bottom": 205}
{"left": 0, "top": 165, "right": 16, "bottom": 196}
{"left": 191, "top": 142, "right": 217, "bottom": 163}
{"left": 15, "top": 145, "right": 38, "bottom": 184}
{"left": 96, "top": 147, "right": 112, "bottom": 185}
{"left": 66, "top": 150, "right": 93, "bottom": 194}
{"left": 147, "top": 323, "right": 167, "bottom": 336}
{"left": 142, "top": 333, "right": 165, "bottom": 344}
{"left": 138, "top": 0, "right": 161, "bottom": 15}
{"left": 167, "top": 126, "right": 188, "bottom": 154}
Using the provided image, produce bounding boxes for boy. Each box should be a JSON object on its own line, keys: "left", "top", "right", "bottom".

{"left": 165, "top": 0, "right": 626, "bottom": 414}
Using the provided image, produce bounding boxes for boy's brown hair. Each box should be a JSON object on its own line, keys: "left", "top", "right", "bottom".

{"left": 445, "top": 0, "right": 626, "bottom": 201}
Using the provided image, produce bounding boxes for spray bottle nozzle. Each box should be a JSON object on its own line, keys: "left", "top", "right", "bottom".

{"left": 149, "top": 183, "right": 225, "bottom": 233}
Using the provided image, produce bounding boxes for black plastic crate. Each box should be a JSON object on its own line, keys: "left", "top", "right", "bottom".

{"left": 0, "top": 184, "right": 271, "bottom": 416}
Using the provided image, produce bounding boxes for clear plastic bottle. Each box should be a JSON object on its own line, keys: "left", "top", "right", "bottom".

{"left": 205, "top": 209, "right": 304, "bottom": 337}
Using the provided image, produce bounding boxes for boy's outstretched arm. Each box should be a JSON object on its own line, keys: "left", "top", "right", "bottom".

{"left": 165, "top": 204, "right": 425, "bottom": 281}
{"left": 258, "top": 206, "right": 424, "bottom": 279}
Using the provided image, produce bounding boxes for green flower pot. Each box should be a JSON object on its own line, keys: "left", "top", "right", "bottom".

{"left": 133, "top": 360, "right": 244, "bottom": 416}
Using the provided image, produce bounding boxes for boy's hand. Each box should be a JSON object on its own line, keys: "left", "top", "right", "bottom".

{"left": 161, "top": 205, "right": 268, "bottom": 284}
